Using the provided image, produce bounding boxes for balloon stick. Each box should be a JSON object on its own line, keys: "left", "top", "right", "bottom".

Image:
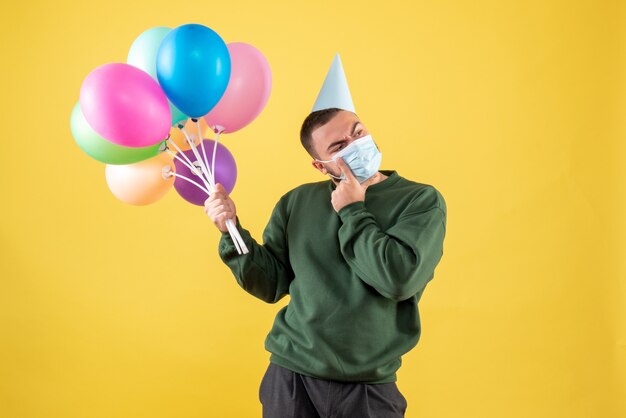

{"left": 181, "top": 125, "right": 215, "bottom": 188}
{"left": 179, "top": 123, "right": 248, "bottom": 254}
{"left": 163, "top": 169, "right": 210, "bottom": 195}
{"left": 166, "top": 137, "right": 212, "bottom": 192}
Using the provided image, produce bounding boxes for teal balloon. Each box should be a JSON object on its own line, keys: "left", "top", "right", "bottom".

{"left": 70, "top": 102, "right": 165, "bottom": 164}
{"left": 127, "top": 26, "right": 187, "bottom": 126}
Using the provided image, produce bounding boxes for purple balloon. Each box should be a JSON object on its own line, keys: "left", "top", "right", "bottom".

{"left": 173, "top": 139, "right": 237, "bottom": 206}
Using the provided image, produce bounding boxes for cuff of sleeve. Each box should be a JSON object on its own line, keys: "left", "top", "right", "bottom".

{"left": 337, "top": 200, "right": 367, "bottom": 220}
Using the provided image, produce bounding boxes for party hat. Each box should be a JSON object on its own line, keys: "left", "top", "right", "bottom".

{"left": 311, "top": 53, "right": 355, "bottom": 113}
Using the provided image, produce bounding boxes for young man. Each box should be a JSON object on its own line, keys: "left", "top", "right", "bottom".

{"left": 205, "top": 54, "right": 447, "bottom": 417}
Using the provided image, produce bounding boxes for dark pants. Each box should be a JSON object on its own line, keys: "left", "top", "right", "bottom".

{"left": 259, "top": 362, "right": 408, "bottom": 418}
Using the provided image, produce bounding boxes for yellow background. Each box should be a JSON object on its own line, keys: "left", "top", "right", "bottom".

{"left": 1, "top": 0, "right": 624, "bottom": 417}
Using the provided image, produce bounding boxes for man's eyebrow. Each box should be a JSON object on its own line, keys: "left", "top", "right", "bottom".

{"left": 326, "top": 121, "right": 361, "bottom": 152}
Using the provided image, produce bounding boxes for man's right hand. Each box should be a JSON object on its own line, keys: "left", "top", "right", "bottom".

{"left": 204, "top": 183, "right": 237, "bottom": 233}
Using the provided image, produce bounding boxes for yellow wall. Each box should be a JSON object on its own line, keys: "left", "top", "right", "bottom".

{"left": 1, "top": 0, "right": 624, "bottom": 417}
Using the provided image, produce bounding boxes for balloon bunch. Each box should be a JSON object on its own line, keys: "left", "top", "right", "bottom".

{"left": 71, "top": 24, "right": 273, "bottom": 255}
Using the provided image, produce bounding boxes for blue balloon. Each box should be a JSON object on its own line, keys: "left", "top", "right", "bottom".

{"left": 156, "top": 24, "right": 231, "bottom": 118}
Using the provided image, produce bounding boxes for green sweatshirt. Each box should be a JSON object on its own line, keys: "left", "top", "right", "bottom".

{"left": 218, "top": 169, "right": 447, "bottom": 384}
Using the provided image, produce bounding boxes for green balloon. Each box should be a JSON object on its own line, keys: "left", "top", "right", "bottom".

{"left": 70, "top": 102, "right": 165, "bottom": 164}
{"left": 127, "top": 26, "right": 188, "bottom": 126}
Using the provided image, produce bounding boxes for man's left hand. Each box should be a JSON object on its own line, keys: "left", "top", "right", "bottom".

{"left": 331, "top": 158, "right": 368, "bottom": 213}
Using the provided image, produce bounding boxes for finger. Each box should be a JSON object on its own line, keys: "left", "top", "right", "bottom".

{"left": 207, "top": 202, "right": 228, "bottom": 215}
{"left": 205, "top": 194, "right": 223, "bottom": 207}
{"left": 218, "top": 212, "right": 233, "bottom": 223}
{"left": 336, "top": 158, "right": 356, "bottom": 182}
{"left": 209, "top": 208, "right": 232, "bottom": 222}
{"left": 208, "top": 185, "right": 222, "bottom": 200}
{"left": 209, "top": 189, "right": 225, "bottom": 201}
{"left": 212, "top": 204, "right": 228, "bottom": 215}
{"left": 215, "top": 183, "right": 227, "bottom": 194}
{"left": 206, "top": 191, "right": 222, "bottom": 205}
{"left": 205, "top": 198, "right": 225, "bottom": 212}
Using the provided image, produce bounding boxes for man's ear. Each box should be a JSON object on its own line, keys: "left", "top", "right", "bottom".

{"left": 311, "top": 160, "right": 328, "bottom": 174}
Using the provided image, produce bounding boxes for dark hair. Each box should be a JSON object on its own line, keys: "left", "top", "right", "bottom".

{"left": 299, "top": 107, "right": 345, "bottom": 159}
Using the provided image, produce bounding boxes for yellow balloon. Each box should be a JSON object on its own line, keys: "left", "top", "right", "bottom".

{"left": 168, "top": 118, "right": 213, "bottom": 152}
{"left": 105, "top": 152, "right": 175, "bottom": 206}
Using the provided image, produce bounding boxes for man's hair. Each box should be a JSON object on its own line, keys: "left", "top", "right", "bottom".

{"left": 299, "top": 107, "right": 345, "bottom": 159}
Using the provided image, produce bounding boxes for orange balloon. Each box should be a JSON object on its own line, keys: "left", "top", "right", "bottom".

{"left": 105, "top": 152, "right": 175, "bottom": 205}
{"left": 168, "top": 118, "right": 213, "bottom": 152}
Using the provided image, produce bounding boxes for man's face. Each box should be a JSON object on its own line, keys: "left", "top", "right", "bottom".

{"left": 310, "top": 110, "right": 371, "bottom": 181}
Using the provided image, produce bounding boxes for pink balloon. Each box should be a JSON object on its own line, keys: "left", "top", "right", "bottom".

{"left": 80, "top": 63, "right": 171, "bottom": 148}
{"left": 203, "top": 42, "right": 271, "bottom": 134}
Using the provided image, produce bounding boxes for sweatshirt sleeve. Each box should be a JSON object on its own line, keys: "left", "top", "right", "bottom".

{"left": 336, "top": 186, "right": 447, "bottom": 302}
{"left": 217, "top": 196, "right": 294, "bottom": 304}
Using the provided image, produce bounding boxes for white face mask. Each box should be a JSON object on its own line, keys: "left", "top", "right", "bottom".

{"left": 315, "top": 134, "right": 383, "bottom": 183}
